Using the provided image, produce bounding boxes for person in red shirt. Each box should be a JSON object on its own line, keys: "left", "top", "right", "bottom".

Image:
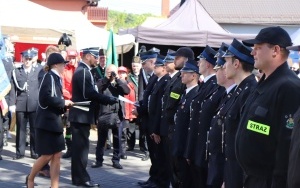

{"left": 118, "top": 66, "right": 137, "bottom": 159}
{"left": 61, "top": 49, "right": 78, "bottom": 158}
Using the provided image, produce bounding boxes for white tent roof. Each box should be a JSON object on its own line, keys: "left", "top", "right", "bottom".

{"left": 119, "top": 0, "right": 255, "bottom": 47}
{"left": 291, "top": 28, "right": 300, "bottom": 45}
{"left": 0, "top": 0, "right": 135, "bottom": 53}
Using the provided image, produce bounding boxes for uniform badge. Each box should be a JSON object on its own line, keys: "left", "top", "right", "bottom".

{"left": 286, "top": 114, "right": 294, "bottom": 129}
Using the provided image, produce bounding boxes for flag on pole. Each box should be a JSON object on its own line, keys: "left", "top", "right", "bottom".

{"left": 106, "top": 29, "right": 118, "bottom": 67}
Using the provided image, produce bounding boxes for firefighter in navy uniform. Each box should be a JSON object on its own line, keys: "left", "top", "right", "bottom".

{"left": 91, "top": 48, "right": 106, "bottom": 82}
{"left": 68, "top": 47, "right": 118, "bottom": 187}
{"left": 146, "top": 55, "right": 170, "bottom": 188}
{"left": 221, "top": 39, "right": 257, "bottom": 188}
{"left": 172, "top": 60, "right": 200, "bottom": 188}
{"left": 207, "top": 43, "right": 237, "bottom": 188}
{"left": 9, "top": 49, "right": 41, "bottom": 160}
{"left": 236, "top": 27, "right": 300, "bottom": 188}
{"left": 184, "top": 46, "right": 226, "bottom": 187}
{"left": 132, "top": 49, "right": 159, "bottom": 187}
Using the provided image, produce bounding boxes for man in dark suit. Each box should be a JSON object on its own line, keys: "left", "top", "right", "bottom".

{"left": 9, "top": 49, "right": 42, "bottom": 160}
{"left": 137, "top": 47, "right": 160, "bottom": 160}
{"left": 222, "top": 39, "right": 257, "bottom": 188}
{"left": 68, "top": 47, "right": 118, "bottom": 187}
{"left": 172, "top": 60, "right": 200, "bottom": 188}
{"left": 159, "top": 47, "right": 194, "bottom": 188}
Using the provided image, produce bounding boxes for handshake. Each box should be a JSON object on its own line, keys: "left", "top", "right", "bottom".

{"left": 108, "top": 97, "right": 118, "bottom": 105}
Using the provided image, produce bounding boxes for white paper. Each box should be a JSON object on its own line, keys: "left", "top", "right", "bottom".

{"left": 118, "top": 95, "right": 139, "bottom": 106}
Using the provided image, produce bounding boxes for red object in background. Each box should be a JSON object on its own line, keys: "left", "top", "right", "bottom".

{"left": 14, "top": 42, "right": 53, "bottom": 62}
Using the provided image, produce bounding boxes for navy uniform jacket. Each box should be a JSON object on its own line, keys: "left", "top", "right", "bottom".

{"left": 224, "top": 74, "right": 257, "bottom": 161}
{"left": 35, "top": 71, "right": 65, "bottom": 133}
{"left": 68, "top": 62, "right": 113, "bottom": 125}
{"left": 208, "top": 86, "right": 236, "bottom": 156}
{"left": 236, "top": 63, "right": 300, "bottom": 187}
{"left": 172, "top": 85, "right": 199, "bottom": 157}
{"left": 9, "top": 65, "right": 42, "bottom": 112}
{"left": 137, "top": 69, "right": 150, "bottom": 101}
{"left": 148, "top": 74, "right": 170, "bottom": 134}
{"left": 184, "top": 76, "right": 225, "bottom": 167}
{"left": 160, "top": 72, "right": 186, "bottom": 136}
{"left": 91, "top": 65, "right": 105, "bottom": 82}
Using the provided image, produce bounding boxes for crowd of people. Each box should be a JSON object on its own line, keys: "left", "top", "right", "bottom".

{"left": 1, "top": 26, "right": 300, "bottom": 188}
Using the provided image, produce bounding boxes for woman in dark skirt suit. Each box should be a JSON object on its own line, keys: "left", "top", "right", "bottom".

{"left": 26, "top": 53, "right": 73, "bottom": 188}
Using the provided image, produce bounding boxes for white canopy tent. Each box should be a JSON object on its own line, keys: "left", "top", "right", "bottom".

{"left": 291, "top": 28, "right": 300, "bottom": 46}
{"left": 0, "top": 0, "right": 135, "bottom": 53}
{"left": 119, "top": 0, "right": 255, "bottom": 47}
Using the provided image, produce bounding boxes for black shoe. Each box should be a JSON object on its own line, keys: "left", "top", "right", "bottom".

{"left": 91, "top": 161, "right": 102, "bottom": 168}
{"left": 13, "top": 155, "right": 24, "bottom": 160}
{"left": 31, "top": 154, "right": 39, "bottom": 159}
{"left": 137, "top": 180, "right": 149, "bottom": 186}
{"left": 112, "top": 162, "right": 123, "bottom": 169}
{"left": 120, "top": 155, "right": 127, "bottom": 160}
{"left": 62, "top": 150, "right": 72, "bottom": 158}
{"left": 73, "top": 181, "right": 100, "bottom": 187}
{"left": 141, "top": 153, "right": 149, "bottom": 161}
{"left": 0, "top": 155, "right": 2, "bottom": 160}
{"left": 126, "top": 147, "right": 134, "bottom": 151}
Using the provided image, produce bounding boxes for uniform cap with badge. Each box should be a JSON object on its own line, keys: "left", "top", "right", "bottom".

{"left": 154, "top": 55, "right": 166, "bottom": 66}
{"left": 170, "top": 47, "right": 194, "bottom": 60}
{"left": 139, "top": 47, "right": 160, "bottom": 64}
{"left": 197, "top": 45, "right": 217, "bottom": 65}
{"left": 222, "top": 38, "right": 254, "bottom": 65}
{"left": 180, "top": 59, "right": 200, "bottom": 74}
{"left": 214, "top": 43, "right": 229, "bottom": 70}
{"left": 81, "top": 47, "right": 100, "bottom": 59}
{"left": 47, "top": 53, "right": 69, "bottom": 66}
{"left": 242, "top": 26, "right": 292, "bottom": 48}
{"left": 164, "top": 49, "right": 176, "bottom": 63}
{"left": 21, "top": 49, "right": 35, "bottom": 59}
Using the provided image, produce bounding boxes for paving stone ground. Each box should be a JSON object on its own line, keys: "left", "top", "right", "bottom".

{"left": 0, "top": 129, "right": 151, "bottom": 188}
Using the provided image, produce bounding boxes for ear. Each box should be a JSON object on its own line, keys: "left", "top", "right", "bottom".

{"left": 273, "top": 45, "right": 281, "bottom": 56}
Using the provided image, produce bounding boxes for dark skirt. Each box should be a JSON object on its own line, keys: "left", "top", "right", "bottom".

{"left": 35, "top": 128, "right": 65, "bottom": 155}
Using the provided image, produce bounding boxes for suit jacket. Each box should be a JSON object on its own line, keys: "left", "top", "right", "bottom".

{"left": 184, "top": 75, "right": 224, "bottom": 167}
{"left": 172, "top": 85, "right": 199, "bottom": 157}
{"left": 160, "top": 71, "right": 186, "bottom": 136}
{"left": 137, "top": 69, "right": 150, "bottom": 101}
{"left": 35, "top": 71, "right": 65, "bottom": 132}
{"left": 68, "top": 62, "right": 113, "bottom": 124}
{"left": 148, "top": 74, "right": 170, "bottom": 134}
{"left": 9, "top": 65, "right": 42, "bottom": 112}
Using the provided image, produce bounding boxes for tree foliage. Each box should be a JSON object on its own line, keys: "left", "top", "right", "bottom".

{"left": 107, "top": 10, "right": 154, "bottom": 33}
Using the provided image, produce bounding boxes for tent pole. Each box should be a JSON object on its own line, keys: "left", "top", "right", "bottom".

{"left": 135, "top": 42, "right": 139, "bottom": 56}
{"left": 121, "top": 46, "right": 124, "bottom": 66}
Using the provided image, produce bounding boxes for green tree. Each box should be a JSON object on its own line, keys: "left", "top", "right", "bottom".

{"left": 107, "top": 10, "right": 155, "bottom": 33}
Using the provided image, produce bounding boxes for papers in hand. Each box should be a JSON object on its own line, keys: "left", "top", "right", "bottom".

{"left": 72, "top": 101, "right": 91, "bottom": 111}
{"left": 118, "top": 95, "right": 139, "bottom": 107}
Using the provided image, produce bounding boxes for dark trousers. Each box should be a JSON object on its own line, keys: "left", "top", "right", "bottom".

{"left": 190, "top": 164, "right": 208, "bottom": 188}
{"left": 126, "top": 120, "right": 137, "bottom": 149}
{"left": 172, "top": 156, "right": 192, "bottom": 188}
{"left": 63, "top": 112, "right": 72, "bottom": 151}
{"left": 161, "top": 136, "right": 174, "bottom": 187}
{"left": 244, "top": 175, "right": 272, "bottom": 188}
{"left": 154, "top": 137, "right": 170, "bottom": 188}
{"left": 0, "top": 113, "right": 3, "bottom": 155}
{"left": 207, "top": 153, "right": 225, "bottom": 188}
{"left": 139, "top": 122, "right": 148, "bottom": 152}
{"left": 16, "top": 111, "right": 36, "bottom": 156}
{"left": 119, "top": 120, "right": 128, "bottom": 156}
{"left": 71, "top": 122, "right": 91, "bottom": 184}
{"left": 224, "top": 159, "right": 244, "bottom": 188}
{"left": 146, "top": 133, "right": 160, "bottom": 183}
{"left": 96, "top": 124, "right": 120, "bottom": 163}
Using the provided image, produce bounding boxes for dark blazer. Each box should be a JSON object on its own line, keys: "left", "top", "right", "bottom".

{"left": 184, "top": 77, "right": 225, "bottom": 167}
{"left": 68, "top": 62, "right": 113, "bottom": 125}
{"left": 160, "top": 72, "right": 186, "bottom": 136}
{"left": 97, "top": 77, "right": 130, "bottom": 119}
{"left": 9, "top": 65, "right": 42, "bottom": 112}
{"left": 35, "top": 71, "right": 65, "bottom": 132}
{"left": 148, "top": 74, "right": 170, "bottom": 134}
{"left": 137, "top": 68, "right": 149, "bottom": 101}
{"left": 172, "top": 85, "right": 199, "bottom": 157}
{"left": 91, "top": 65, "right": 105, "bottom": 82}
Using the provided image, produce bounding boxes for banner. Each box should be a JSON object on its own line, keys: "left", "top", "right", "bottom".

{"left": 106, "top": 29, "right": 118, "bottom": 67}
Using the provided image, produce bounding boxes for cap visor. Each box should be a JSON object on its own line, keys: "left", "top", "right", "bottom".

{"left": 242, "top": 39, "right": 261, "bottom": 47}
{"left": 287, "top": 45, "right": 300, "bottom": 51}
{"left": 213, "top": 65, "right": 222, "bottom": 70}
